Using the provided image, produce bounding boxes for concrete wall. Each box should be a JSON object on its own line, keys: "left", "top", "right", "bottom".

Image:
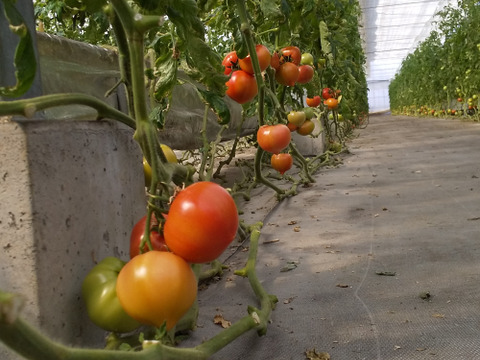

{"left": 0, "top": 118, "right": 146, "bottom": 359}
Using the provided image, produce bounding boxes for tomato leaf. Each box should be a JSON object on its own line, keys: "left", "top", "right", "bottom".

{"left": 195, "top": 87, "right": 231, "bottom": 125}
{"left": 259, "top": 0, "right": 283, "bottom": 22}
{"left": 154, "top": 52, "right": 178, "bottom": 100}
{"left": 0, "top": 0, "right": 37, "bottom": 98}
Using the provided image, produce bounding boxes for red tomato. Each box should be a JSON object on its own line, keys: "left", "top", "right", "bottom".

{"left": 275, "top": 62, "right": 299, "bottom": 86}
{"left": 271, "top": 153, "right": 293, "bottom": 175}
{"left": 130, "top": 215, "right": 168, "bottom": 259}
{"left": 324, "top": 98, "right": 338, "bottom": 110}
{"left": 280, "top": 46, "right": 301, "bottom": 65}
{"left": 296, "top": 119, "right": 315, "bottom": 136}
{"left": 116, "top": 251, "right": 197, "bottom": 330}
{"left": 286, "top": 122, "right": 298, "bottom": 132}
{"left": 257, "top": 124, "right": 291, "bottom": 154}
{"left": 306, "top": 95, "right": 321, "bottom": 107}
{"left": 164, "top": 182, "right": 239, "bottom": 264}
{"left": 226, "top": 70, "right": 258, "bottom": 104}
{"left": 270, "top": 51, "right": 281, "bottom": 70}
{"left": 322, "top": 87, "right": 334, "bottom": 100}
{"left": 296, "top": 65, "right": 314, "bottom": 84}
{"left": 238, "top": 44, "right": 271, "bottom": 75}
{"left": 222, "top": 51, "right": 238, "bottom": 75}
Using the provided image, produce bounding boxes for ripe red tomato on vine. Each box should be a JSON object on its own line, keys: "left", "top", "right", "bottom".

{"left": 225, "top": 70, "right": 258, "bottom": 104}
{"left": 129, "top": 215, "right": 168, "bottom": 259}
{"left": 306, "top": 96, "right": 321, "bottom": 107}
{"left": 271, "top": 153, "right": 293, "bottom": 175}
{"left": 275, "top": 62, "right": 299, "bottom": 86}
{"left": 296, "top": 65, "right": 314, "bottom": 84}
{"left": 222, "top": 51, "right": 238, "bottom": 75}
{"left": 257, "top": 124, "right": 291, "bottom": 154}
{"left": 238, "top": 44, "right": 271, "bottom": 74}
{"left": 163, "top": 182, "right": 239, "bottom": 264}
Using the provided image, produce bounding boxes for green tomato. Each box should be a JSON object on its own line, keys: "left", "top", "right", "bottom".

{"left": 301, "top": 53, "right": 314, "bottom": 66}
{"left": 82, "top": 257, "right": 141, "bottom": 333}
{"left": 302, "top": 107, "right": 315, "bottom": 120}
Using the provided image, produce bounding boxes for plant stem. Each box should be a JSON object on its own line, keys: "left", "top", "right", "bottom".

{"left": 0, "top": 93, "right": 136, "bottom": 128}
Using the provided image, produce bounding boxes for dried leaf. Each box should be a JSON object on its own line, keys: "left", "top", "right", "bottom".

{"left": 432, "top": 313, "right": 445, "bottom": 319}
{"left": 263, "top": 238, "right": 280, "bottom": 244}
{"left": 336, "top": 283, "right": 349, "bottom": 288}
{"left": 288, "top": 220, "right": 297, "bottom": 225}
{"left": 305, "top": 348, "right": 330, "bottom": 360}
{"left": 376, "top": 271, "right": 396, "bottom": 276}
{"left": 213, "top": 314, "right": 231, "bottom": 328}
{"left": 293, "top": 226, "right": 301, "bottom": 232}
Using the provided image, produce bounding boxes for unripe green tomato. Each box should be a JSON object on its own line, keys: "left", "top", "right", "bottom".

{"left": 82, "top": 257, "right": 141, "bottom": 333}
{"left": 301, "top": 53, "right": 314, "bottom": 66}
{"left": 302, "top": 107, "right": 315, "bottom": 120}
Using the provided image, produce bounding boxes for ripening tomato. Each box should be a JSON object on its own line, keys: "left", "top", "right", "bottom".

{"left": 324, "top": 98, "right": 338, "bottom": 110}
{"left": 116, "top": 251, "right": 197, "bottom": 330}
{"left": 280, "top": 46, "right": 301, "bottom": 65}
{"left": 257, "top": 124, "right": 291, "bottom": 154}
{"left": 296, "top": 65, "right": 314, "bottom": 84}
{"left": 322, "top": 87, "right": 334, "bottom": 100}
{"left": 226, "top": 70, "right": 258, "bottom": 104}
{"left": 287, "top": 122, "right": 298, "bottom": 132}
{"left": 222, "top": 51, "right": 238, "bottom": 75}
{"left": 164, "top": 182, "right": 239, "bottom": 264}
{"left": 275, "top": 62, "right": 299, "bottom": 86}
{"left": 306, "top": 95, "right": 321, "bottom": 107}
{"left": 296, "top": 119, "right": 315, "bottom": 136}
{"left": 287, "top": 110, "right": 306, "bottom": 127}
{"left": 238, "top": 44, "right": 271, "bottom": 75}
{"left": 130, "top": 215, "right": 168, "bottom": 259}
{"left": 271, "top": 153, "right": 293, "bottom": 175}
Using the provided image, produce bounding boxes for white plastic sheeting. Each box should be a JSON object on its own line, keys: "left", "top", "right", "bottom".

{"left": 358, "top": 0, "right": 457, "bottom": 112}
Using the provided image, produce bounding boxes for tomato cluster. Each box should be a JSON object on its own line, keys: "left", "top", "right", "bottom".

{"left": 83, "top": 181, "right": 239, "bottom": 332}
{"left": 223, "top": 44, "right": 271, "bottom": 104}
{"left": 271, "top": 46, "right": 315, "bottom": 86}
{"left": 286, "top": 109, "right": 316, "bottom": 136}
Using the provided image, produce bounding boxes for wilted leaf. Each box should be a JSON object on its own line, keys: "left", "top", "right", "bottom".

{"left": 0, "top": 0, "right": 36, "bottom": 97}
{"left": 213, "top": 314, "right": 231, "bottom": 328}
{"left": 280, "top": 261, "right": 298, "bottom": 272}
{"left": 305, "top": 348, "right": 330, "bottom": 360}
{"left": 195, "top": 87, "right": 230, "bottom": 124}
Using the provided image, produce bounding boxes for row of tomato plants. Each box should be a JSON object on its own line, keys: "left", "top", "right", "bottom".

{"left": 0, "top": 0, "right": 369, "bottom": 359}
{"left": 389, "top": 0, "right": 479, "bottom": 119}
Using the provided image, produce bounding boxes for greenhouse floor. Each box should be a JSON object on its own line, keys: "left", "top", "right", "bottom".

{"left": 183, "top": 113, "right": 480, "bottom": 360}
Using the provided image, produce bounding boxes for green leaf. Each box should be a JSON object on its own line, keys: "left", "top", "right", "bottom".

{"left": 154, "top": 52, "right": 178, "bottom": 100}
{"left": 259, "top": 0, "right": 283, "bottom": 21}
{"left": 195, "top": 87, "right": 230, "bottom": 125}
{"left": 0, "top": 0, "right": 37, "bottom": 98}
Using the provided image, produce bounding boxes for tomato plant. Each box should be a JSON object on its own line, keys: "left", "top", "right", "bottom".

{"left": 296, "top": 65, "right": 314, "bottom": 84}
{"left": 275, "top": 62, "right": 299, "bottom": 86}
{"left": 163, "top": 181, "right": 239, "bottom": 263}
{"left": 306, "top": 96, "right": 321, "bottom": 107}
{"left": 238, "top": 44, "right": 271, "bottom": 75}
{"left": 287, "top": 110, "right": 306, "bottom": 127}
{"left": 257, "top": 124, "right": 291, "bottom": 154}
{"left": 143, "top": 144, "right": 177, "bottom": 187}
{"left": 226, "top": 70, "right": 258, "bottom": 104}
{"left": 271, "top": 153, "right": 293, "bottom": 175}
{"left": 82, "top": 257, "right": 141, "bottom": 333}
{"left": 130, "top": 215, "right": 168, "bottom": 259}
{"left": 222, "top": 51, "right": 239, "bottom": 75}
{"left": 116, "top": 251, "right": 197, "bottom": 330}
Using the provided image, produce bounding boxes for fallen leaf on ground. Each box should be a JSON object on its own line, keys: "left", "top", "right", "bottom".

{"left": 213, "top": 314, "right": 231, "bottom": 328}
{"left": 336, "top": 283, "right": 349, "bottom": 288}
{"left": 376, "top": 271, "right": 396, "bottom": 276}
{"left": 305, "top": 348, "right": 330, "bottom": 360}
{"left": 432, "top": 313, "right": 445, "bottom": 319}
{"left": 280, "top": 261, "right": 298, "bottom": 272}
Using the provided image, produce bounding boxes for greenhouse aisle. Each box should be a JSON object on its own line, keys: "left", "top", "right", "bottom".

{"left": 183, "top": 113, "right": 480, "bottom": 360}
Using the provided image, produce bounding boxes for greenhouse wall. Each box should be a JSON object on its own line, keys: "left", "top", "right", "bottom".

{"left": 368, "top": 80, "right": 390, "bottom": 112}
